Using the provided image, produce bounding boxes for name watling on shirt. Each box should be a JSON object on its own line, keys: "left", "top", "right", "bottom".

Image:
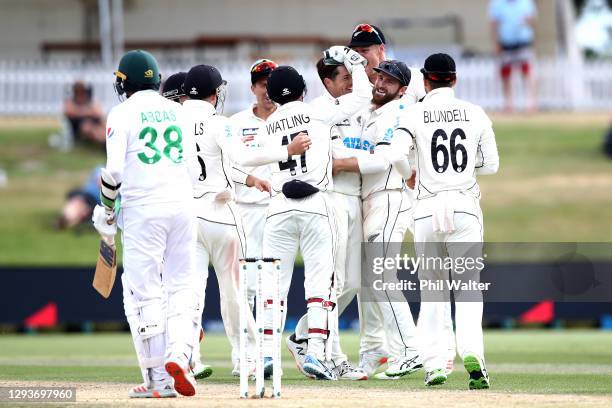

{"left": 266, "top": 114, "right": 310, "bottom": 134}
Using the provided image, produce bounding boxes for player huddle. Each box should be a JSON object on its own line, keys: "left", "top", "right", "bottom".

{"left": 91, "top": 23, "right": 499, "bottom": 399}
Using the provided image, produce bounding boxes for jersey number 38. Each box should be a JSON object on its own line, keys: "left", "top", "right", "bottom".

{"left": 137, "top": 125, "right": 183, "bottom": 165}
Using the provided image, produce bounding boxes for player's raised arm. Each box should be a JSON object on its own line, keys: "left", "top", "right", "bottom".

{"left": 475, "top": 109, "right": 500, "bottom": 175}
{"left": 311, "top": 46, "right": 371, "bottom": 125}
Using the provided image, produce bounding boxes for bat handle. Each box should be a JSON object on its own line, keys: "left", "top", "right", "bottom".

{"left": 102, "top": 235, "right": 115, "bottom": 247}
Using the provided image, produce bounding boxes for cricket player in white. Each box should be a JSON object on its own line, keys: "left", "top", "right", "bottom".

{"left": 256, "top": 65, "right": 340, "bottom": 380}
{"left": 333, "top": 60, "right": 423, "bottom": 378}
{"left": 159, "top": 70, "right": 212, "bottom": 381}
{"left": 229, "top": 61, "right": 279, "bottom": 373}
{"left": 92, "top": 50, "right": 199, "bottom": 398}
{"left": 394, "top": 53, "right": 499, "bottom": 388}
{"left": 286, "top": 47, "right": 371, "bottom": 380}
{"left": 179, "top": 64, "right": 311, "bottom": 384}
{"left": 348, "top": 23, "right": 457, "bottom": 376}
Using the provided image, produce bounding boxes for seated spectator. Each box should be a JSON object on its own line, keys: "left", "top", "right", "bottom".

{"left": 62, "top": 81, "right": 106, "bottom": 146}
{"left": 57, "top": 166, "right": 102, "bottom": 230}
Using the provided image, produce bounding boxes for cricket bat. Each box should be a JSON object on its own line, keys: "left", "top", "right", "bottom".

{"left": 93, "top": 237, "right": 117, "bottom": 298}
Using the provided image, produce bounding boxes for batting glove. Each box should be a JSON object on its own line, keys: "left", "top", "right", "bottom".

{"left": 92, "top": 204, "right": 117, "bottom": 242}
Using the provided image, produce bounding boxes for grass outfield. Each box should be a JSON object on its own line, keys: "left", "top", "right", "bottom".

{"left": 1, "top": 330, "right": 611, "bottom": 394}
{"left": 0, "top": 114, "right": 612, "bottom": 265}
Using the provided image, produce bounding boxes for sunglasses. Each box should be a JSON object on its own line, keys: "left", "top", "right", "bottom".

{"left": 354, "top": 23, "right": 384, "bottom": 45}
{"left": 250, "top": 59, "right": 278, "bottom": 73}
{"left": 378, "top": 61, "right": 409, "bottom": 86}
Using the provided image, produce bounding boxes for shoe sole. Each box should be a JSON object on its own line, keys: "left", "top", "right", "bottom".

{"left": 165, "top": 362, "right": 196, "bottom": 397}
{"left": 386, "top": 363, "right": 423, "bottom": 378}
{"left": 373, "top": 372, "right": 399, "bottom": 380}
{"left": 426, "top": 374, "right": 447, "bottom": 386}
{"left": 463, "top": 356, "right": 490, "bottom": 390}
{"left": 339, "top": 374, "right": 369, "bottom": 381}
{"left": 303, "top": 363, "right": 335, "bottom": 380}
{"left": 194, "top": 366, "right": 213, "bottom": 380}
{"left": 129, "top": 390, "right": 177, "bottom": 398}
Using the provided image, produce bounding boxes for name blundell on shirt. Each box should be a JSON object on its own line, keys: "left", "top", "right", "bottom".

{"left": 424, "top": 109, "right": 470, "bottom": 123}
{"left": 266, "top": 114, "right": 310, "bottom": 134}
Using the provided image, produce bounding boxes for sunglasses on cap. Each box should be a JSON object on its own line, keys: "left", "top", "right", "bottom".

{"left": 250, "top": 59, "right": 278, "bottom": 73}
{"left": 353, "top": 23, "right": 384, "bottom": 45}
{"left": 376, "top": 61, "right": 410, "bottom": 87}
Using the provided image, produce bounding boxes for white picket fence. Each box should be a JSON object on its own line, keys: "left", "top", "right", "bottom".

{"left": 0, "top": 58, "right": 611, "bottom": 116}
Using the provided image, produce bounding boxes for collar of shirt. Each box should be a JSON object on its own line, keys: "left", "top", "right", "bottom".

{"left": 370, "top": 98, "right": 402, "bottom": 120}
{"left": 182, "top": 99, "right": 216, "bottom": 116}
{"left": 322, "top": 89, "right": 340, "bottom": 104}
{"left": 423, "top": 87, "right": 455, "bottom": 102}
{"left": 275, "top": 100, "right": 304, "bottom": 113}
{"left": 248, "top": 103, "right": 267, "bottom": 122}
{"left": 129, "top": 89, "right": 159, "bottom": 99}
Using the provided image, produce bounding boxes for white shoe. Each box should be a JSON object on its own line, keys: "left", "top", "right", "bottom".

{"left": 425, "top": 368, "right": 448, "bottom": 386}
{"left": 331, "top": 360, "right": 368, "bottom": 380}
{"left": 385, "top": 354, "right": 423, "bottom": 377}
{"left": 190, "top": 360, "right": 213, "bottom": 380}
{"left": 165, "top": 359, "right": 196, "bottom": 397}
{"left": 233, "top": 360, "right": 256, "bottom": 379}
{"left": 358, "top": 350, "right": 389, "bottom": 377}
{"left": 286, "top": 333, "right": 312, "bottom": 378}
{"left": 128, "top": 381, "right": 177, "bottom": 398}
{"left": 302, "top": 354, "right": 337, "bottom": 380}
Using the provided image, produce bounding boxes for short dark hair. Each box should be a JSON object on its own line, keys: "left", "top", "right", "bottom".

{"left": 425, "top": 77, "right": 454, "bottom": 90}
{"left": 316, "top": 58, "right": 342, "bottom": 84}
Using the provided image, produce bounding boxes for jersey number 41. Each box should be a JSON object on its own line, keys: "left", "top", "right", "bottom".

{"left": 278, "top": 131, "right": 308, "bottom": 176}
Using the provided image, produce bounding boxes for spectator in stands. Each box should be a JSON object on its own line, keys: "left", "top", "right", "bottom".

{"left": 56, "top": 166, "right": 102, "bottom": 230}
{"left": 489, "top": 0, "right": 537, "bottom": 112}
{"left": 62, "top": 81, "right": 106, "bottom": 145}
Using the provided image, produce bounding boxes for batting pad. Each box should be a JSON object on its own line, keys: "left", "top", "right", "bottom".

{"left": 93, "top": 239, "right": 117, "bottom": 298}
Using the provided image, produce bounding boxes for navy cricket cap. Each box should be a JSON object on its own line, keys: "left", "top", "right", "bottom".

{"left": 250, "top": 59, "right": 278, "bottom": 84}
{"left": 348, "top": 23, "right": 386, "bottom": 47}
{"left": 421, "top": 53, "right": 456, "bottom": 82}
{"left": 373, "top": 60, "right": 411, "bottom": 87}
{"left": 161, "top": 71, "right": 187, "bottom": 101}
{"left": 266, "top": 66, "right": 306, "bottom": 105}
{"left": 184, "top": 65, "right": 225, "bottom": 99}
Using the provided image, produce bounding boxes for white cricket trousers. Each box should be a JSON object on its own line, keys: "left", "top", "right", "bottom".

{"left": 193, "top": 200, "right": 256, "bottom": 367}
{"left": 414, "top": 207, "right": 485, "bottom": 372}
{"left": 360, "top": 190, "right": 418, "bottom": 359}
{"left": 263, "top": 192, "right": 336, "bottom": 360}
{"left": 294, "top": 192, "right": 362, "bottom": 364}
{"left": 121, "top": 202, "right": 198, "bottom": 382}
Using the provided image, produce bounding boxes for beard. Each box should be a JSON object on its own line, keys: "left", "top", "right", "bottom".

{"left": 371, "top": 87, "right": 400, "bottom": 106}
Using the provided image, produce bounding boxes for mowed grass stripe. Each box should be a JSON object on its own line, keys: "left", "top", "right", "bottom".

{"left": 0, "top": 331, "right": 611, "bottom": 394}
